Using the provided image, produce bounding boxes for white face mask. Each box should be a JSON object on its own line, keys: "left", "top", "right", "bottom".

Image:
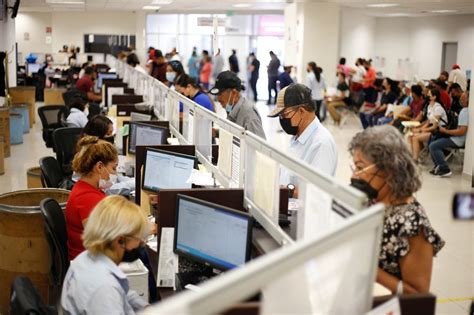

{"left": 98, "top": 166, "right": 117, "bottom": 190}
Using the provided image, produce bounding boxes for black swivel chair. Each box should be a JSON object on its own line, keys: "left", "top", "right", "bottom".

{"left": 62, "top": 89, "right": 87, "bottom": 114}
{"left": 9, "top": 275, "right": 57, "bottom": 315}
{"left": 52, "top": 127, "right": 82, "bottom": 176}
{"left": 39, "top": 156, "right": 67, "bottom": 189}
{"left": 38, "top": 105, "right": 68, "bottom": 149}
{"left": 40, "top": 198, "right": 70, "bottom": 289}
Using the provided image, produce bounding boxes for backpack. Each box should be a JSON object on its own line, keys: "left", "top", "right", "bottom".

{"left": 9, "top": 276, "right": 57, "bottom": 315}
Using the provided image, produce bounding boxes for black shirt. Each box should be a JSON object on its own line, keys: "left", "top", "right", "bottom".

{"left": 251, "top": 59, "right": 260, "bottom": 79}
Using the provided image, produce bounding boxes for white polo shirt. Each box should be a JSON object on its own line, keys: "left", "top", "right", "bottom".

{"left": 66, "top": 108, "right": 88, "bottom": 128}
{"left": 281, "top": 117, "right": 338, "bottom": 184}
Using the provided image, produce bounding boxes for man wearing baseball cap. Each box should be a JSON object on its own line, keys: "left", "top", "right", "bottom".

{"left": 268, "top": 83, "right": 337, "bottom": 179}
{"left": 210, "top": 71, "right": 266, "bottom": 139}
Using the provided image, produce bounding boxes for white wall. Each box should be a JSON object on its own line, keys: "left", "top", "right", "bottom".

{"left": 15, "top": 12, "right": 52, "bottom": 59}
{"left": 339, "top": 8, "right": 376, "bottom": 69}
{"left": 0, "top": 4, "right": 17, "bottom": 92}
{"left": 374, "top": 14, "right": 474, "bottom": 80}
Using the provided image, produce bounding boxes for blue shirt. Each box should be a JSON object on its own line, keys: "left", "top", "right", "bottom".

{"left": 451, "top": 107, "right": 469, "bottom": 147}
{"left": 280, "top": 117, "right": 338, "bottom": 184}
{"left": 61, "top": 251, "right": 147, "bottom": 315}
{"left": 193, "top": 91, "right": 214, "bottom": 112}
{"left": 278, "top": 72, "right": 294, "bottom": 90}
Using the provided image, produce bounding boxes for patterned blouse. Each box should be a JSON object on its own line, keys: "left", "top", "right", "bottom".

{"left": 379, "top": 201, "right": 445, "bottom": 279}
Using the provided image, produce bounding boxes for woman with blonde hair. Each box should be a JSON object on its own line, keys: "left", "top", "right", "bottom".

{"left": 61, "top": 195, "right": 149, "bottom": 314}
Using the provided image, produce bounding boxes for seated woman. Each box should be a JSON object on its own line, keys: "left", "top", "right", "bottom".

{"left": 369, "top": 77, "right": 399, "bottom": 126}
{"left": 66, "top": 96, "right": 89, "bottom": 128}
{"left": 409, "top": 88, "right": 448, "bottom": 163}
{"left": 175, "top": 74, "right": 215, "bottom": 112}
{"left": 82, "top": 114, "right": 114, "bottom": 142}
{"left": 429, "top": 90, "right": 469, "bottom": 177}
{"left": 326, "top": 72, "right": 351, "bottom": 125}
{"left": 349, "top": 125, "right": 445, "bottom": 294}
{"left": 66, "top": 136, "right": 118, "bottom": 260}
{"left": 61, "top": 195, "right": 149, "bottom": 314}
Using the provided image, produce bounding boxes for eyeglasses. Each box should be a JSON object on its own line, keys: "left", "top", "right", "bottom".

{"left": 279, "top": 107, "right": 299, "bottom": 119}
{"left": 350, "top": 163, "right": 376, "bottom": 176}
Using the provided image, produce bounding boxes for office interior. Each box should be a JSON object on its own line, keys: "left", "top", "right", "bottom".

{"left": 0, "top": 0, "right": 473, "bottom": 314}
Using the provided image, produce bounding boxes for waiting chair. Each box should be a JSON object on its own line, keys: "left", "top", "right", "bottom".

{"left": 9, "top": 275, "right": 57, "bottom": 315}
{"left": 52, "top": 127, "right": 82, "bottom": 176}
{"left": 37, "top": 105, "right": 68, "bottom": 149}
{"left": 39, "top": 156, "right": 67, "bottom": 189}
{"left": 40, "top": 198, "right": 70, "bottom": 288}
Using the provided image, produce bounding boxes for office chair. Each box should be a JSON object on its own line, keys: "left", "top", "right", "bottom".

{"left": 39, "top": 156, "right": 67, "bottom": 189}
{"left": 52, "top": 127, "right": 82, "bottom": 176}
{"left": 9, "top": 275, "right": 57, "bottom": 315}
{"left": 37, "top": 105, "right": 68, "bottom": 149}
{"left": 40, "top": 198, "right": 70, "bottom": 289}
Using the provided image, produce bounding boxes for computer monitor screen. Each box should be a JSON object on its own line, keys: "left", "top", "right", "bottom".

{"left": 97, "top": 73, "right": 117, "bottom": 89}
{"left": 130, "top": 112, "right": 152, "bottom": 122}
{"left": 174, "top": 195, "right": 253, "bottom": 271}
{"left": 128, "top": 122, "right": 168, "bottom": 154}
{"left": 143, "top": 148, "right": 197, "bottom": 191}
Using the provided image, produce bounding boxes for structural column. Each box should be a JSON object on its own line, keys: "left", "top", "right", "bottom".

{"left": 0, "top": 9, "right": 17, "bottom": 94}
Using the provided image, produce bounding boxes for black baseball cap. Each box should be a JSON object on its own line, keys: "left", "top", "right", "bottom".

{"left": 209, "top": 71, "right": 244, "bottom": 95}
{"left": 268, "top": 83, "right": 313, "bottom": 117}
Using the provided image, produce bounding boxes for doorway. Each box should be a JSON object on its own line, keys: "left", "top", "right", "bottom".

{"left": 441, "top": 42, "right": 458, "bottom": 73}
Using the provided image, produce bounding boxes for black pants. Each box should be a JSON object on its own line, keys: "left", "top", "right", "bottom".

{"left": 315, "top": 99, "right": 323, "bottom": 120}
{"left": 250, "top": 76, "right": 258, "bottom": 102}
{"left": 268, "top": 76, "right": 278, "bottom": 103}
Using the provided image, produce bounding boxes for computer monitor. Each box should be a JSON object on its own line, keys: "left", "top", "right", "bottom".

{"left": 97, "top": 73, "right": 117, "bottom": 90}
{"left": 174, "top": 194, "right": 253, "bottom": 271}
{"left": 27, "top": 64, "right": 41, "bottom": 75}
{"left": 128, "top": 122, "right": 169, "bottom": 154}
{"left": 142, "top": 148, "right": 197, "bottom": 192}
{"left": 130, "top": 112, "right": 152, "bottom": 122}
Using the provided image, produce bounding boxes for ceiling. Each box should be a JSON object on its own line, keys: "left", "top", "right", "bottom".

{"left": 17, "top": 0, "right": 474, "bottom": 16}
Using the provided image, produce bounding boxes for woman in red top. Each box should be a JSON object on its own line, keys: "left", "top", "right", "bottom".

{"left": 200, "top": 56, "right": 212, "bottom": 91}
{"left": 65, "top": 136, "right": 118, "bottom": 260}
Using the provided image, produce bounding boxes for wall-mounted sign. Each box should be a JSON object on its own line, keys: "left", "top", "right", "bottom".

{"left": 46, "top": 26, "right": 52, "bottom": 33}
{"left": 23, "top": 32, "right": 29, "bottom": 41}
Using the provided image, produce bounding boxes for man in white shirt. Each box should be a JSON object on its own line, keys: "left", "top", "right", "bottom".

{"left": 448, "top": 64, "right": 467, "bottom": 92}
{"left": 268, "top": 84, "right": 338, "bottom": 185}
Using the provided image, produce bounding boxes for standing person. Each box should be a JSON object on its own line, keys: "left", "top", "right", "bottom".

{"left": 305, "top": 61, "right": 327, "bottom": 120}
{"left": 228, "top": 49, "right": 240, "bottom": 74}
{"left": 212, "top": 48, "right": 224, "bottom": 81}
{"left": 210, "top": 71, "right": 265, "bottom": 139}
{"left": 169, "top": 47, "right": 181, "bottom": 62}
{"left": 448, "top": 64, "right": 467, "bottom": 91}
{"left": 149, "top": 49, "right": 167, "bottom": 83}
{"left": 278, "top": 66, "right": 294, "bottom": 91}
{"left": 187, "top": 50, "right": 200, "bottom": 81}
{"left": 337, "top": 57, "right": 350, "bottom": 76}
{"left": 267, "top": 51, "right": 281, "bottom": 105}
{"left": 349, "top": 58, "right": 366, "bottom": 108}
{"left": 268, "top": 83, "right": 338, "bottom": 181}
{"left": 199, "top": 56, "right": 212, "bottom": 90}
{"left": 248, "top": 52, "right": 260, "bottom": 102}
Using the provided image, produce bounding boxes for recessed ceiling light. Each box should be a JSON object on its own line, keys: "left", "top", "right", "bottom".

{"left": 366, "top": 3, "right": 399, "bottom": 8}
{"left": 428, "top": 9, "right": 457, "bottom": 13}
{"left": 143, "top": 5, "right": 161, "bottom": 10}
{"left": 151, "top": 0, "right": 173, "bottom": 5}
{"left": 46, "top": 0, "right": 85, "bottom": 3}
{"left": 232, "top": 3, "right": 251, "bottom": 8}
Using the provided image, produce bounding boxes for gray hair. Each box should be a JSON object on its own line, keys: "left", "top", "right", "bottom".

{"left": 348, "top": 125, "right": 421, "bottom": 200}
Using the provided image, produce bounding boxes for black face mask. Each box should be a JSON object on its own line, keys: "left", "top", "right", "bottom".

{"left": 104, "top": 136, "right": 115, "bottom": 145}
{"left": 279, "top": 109, "right": 301, "bottom": 136}
{"left": 350, "top": 178, "right": 379, "bottom": 200}
{"left": 121, "top": 247, "right": 142, "bottom": 263}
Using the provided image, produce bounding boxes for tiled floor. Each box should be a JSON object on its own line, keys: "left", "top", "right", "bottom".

{"left": 1, "top": 101, "right": 472, "bottom": 314}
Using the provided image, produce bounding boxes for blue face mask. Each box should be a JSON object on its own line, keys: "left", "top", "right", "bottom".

{"left": 225, "top": 92, "right": 234, "bottom": 114}
{"left": 166, "top": 72, "right": 176, "bottom": 82}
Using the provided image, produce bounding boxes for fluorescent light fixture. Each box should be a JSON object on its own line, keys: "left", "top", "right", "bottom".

{"left": 428, "top": 9, "right": 457, "bottom": 13}
{"left": 385, "top": 13, "right": 411, "bottom": 17}
{"left": 46, "top": 0, "right": 85, "bottom": 3}
{"left": 143, "top": 5, "right": 162, "bottom": 10}
{"left": 232, "top": 3, "right": 251, "bottom": 8}
{"left": 366, "top": 3, "right": 399, "bottom": 8}
{"left": 151, "top": 0, "right": 173, "bottom": 4}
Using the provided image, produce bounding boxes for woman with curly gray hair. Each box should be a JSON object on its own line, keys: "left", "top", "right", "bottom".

{"left": 349, "top": 125, "right": 445, "bottom": 294}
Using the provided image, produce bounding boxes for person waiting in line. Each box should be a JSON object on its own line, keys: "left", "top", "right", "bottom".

{"left": 349, "top": 58, "right": 367, "bottom": 108}
{"left": 326, "top": 72, "right": 351, "bottom": 126}
{"left": 199, "top": 55, "right": 212, "bottom": 91}
{"left": 267, "top": 51, "right": 281, "bottom": 105}
{"left": 76, "top": 66, "right": 101, "bottom": 103}
{"left": 358, "top": 59, "right": 378, "bottom": 118}
{"left": 268, "top": 83, "right": 337, "bottom": 180}
{"left": 438, "top": 70, "right": 449, "bottom": 82}
{"left": 336, "top": 57, "right": 350, "bottom": 77}
{"left": 374, "top": 78, "right": 402, "bottom": 126}
{"left": 149, "top": 49, "right": 167, "bottom": 83}
{"left": 391, "top": 85, "right": 426, "bottom": 131}
{"left": 66, "top": 95, "right": 89, "bottom": 128}
{"left": 448, "top": 83, "right": 464, "bottom": 114}
{"left": 175, "top": 74, "right": 215, "bottom": 112}
{"left": 126, "top": 53, "right": 147, "bottom": 75}
{"left": 228, "top": 49, "right": 240, "bottom": 74}
{"left": 82, "top": 115, "right": 114, "bottom": 142}
{"left": 434, "top": 79, "right": 451, "bottom": 110}
{"left": 448, "top": 64, "right": 467, "bottom": 91}
{"left": 61, "top": 195, "right": 149, "bottom": 314}
{"left": 408, "top": 88, "right": 448, "bottom": 163}
{"left": 212, "top": 48, "right": 224, "bottom": 82}
{"left": 187, "top": 49, "right": 200, "bottom": 81}
{"left": 278, "top": 66, "right": 294, "bottom": 91}
{"left": 65, "top": 136, "right": 119, "bottom": 260}
{"left": 210, "top": 71, "right": 266, "bottom": 139}
{"left": 360, "top": 78, "right": 398, "bottom": 128}
{"left": 349, "top": 125, "right": 444, "bottom": 294}
{"left": 166, "top": 60, "right": 185, "bottom": 86}
{"left": 248, "top": 52, "right": 260, "bottom": 102}
{"left": 429, "top": 90, "right": 469, "bottom": 177}
{"left": 305, "top": 62, "right": 327, "bottom": 121}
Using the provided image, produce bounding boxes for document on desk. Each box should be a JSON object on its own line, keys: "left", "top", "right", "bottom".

{"left": 230, "top": 136, "right": 241, "bottom": 187}
{"left": 254, "top": 152, "right": 278, "bottom": 220}
{"left": 300, "top": 183, "right": 333, "bottom": 239}
{"left": 217, "top": 128, "right": 233, "bottom": 178}
{"left": 157, "top": 228, "right": 179, "bottom": 288}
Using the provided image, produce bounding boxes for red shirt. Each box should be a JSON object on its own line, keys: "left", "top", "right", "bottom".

{"left": 439, "top": 89, "right": 451, "bottom": 110}
{"left": 200, "top": 62, "right": 212, "bottom": 84}
{"left": 76, "top": 75, "right": 94, "bottom": 93}
{"left": 65, "top": 180, "right": 106, "bottom": 260}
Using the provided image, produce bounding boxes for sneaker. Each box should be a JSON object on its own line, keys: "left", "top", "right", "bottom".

{"left": 434, "top": 168, "right": 452, "bottom": 177}
{"left": 429, "top": 166, "right": 439, "bottom": 175}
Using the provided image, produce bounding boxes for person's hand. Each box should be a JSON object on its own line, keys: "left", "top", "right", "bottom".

{"left": 439, "top": 126, "right": 446, "bottom": 133}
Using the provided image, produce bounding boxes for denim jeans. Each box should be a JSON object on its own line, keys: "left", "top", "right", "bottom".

{"left": 429, "top": 137, "right": 458, "bottom": 172}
